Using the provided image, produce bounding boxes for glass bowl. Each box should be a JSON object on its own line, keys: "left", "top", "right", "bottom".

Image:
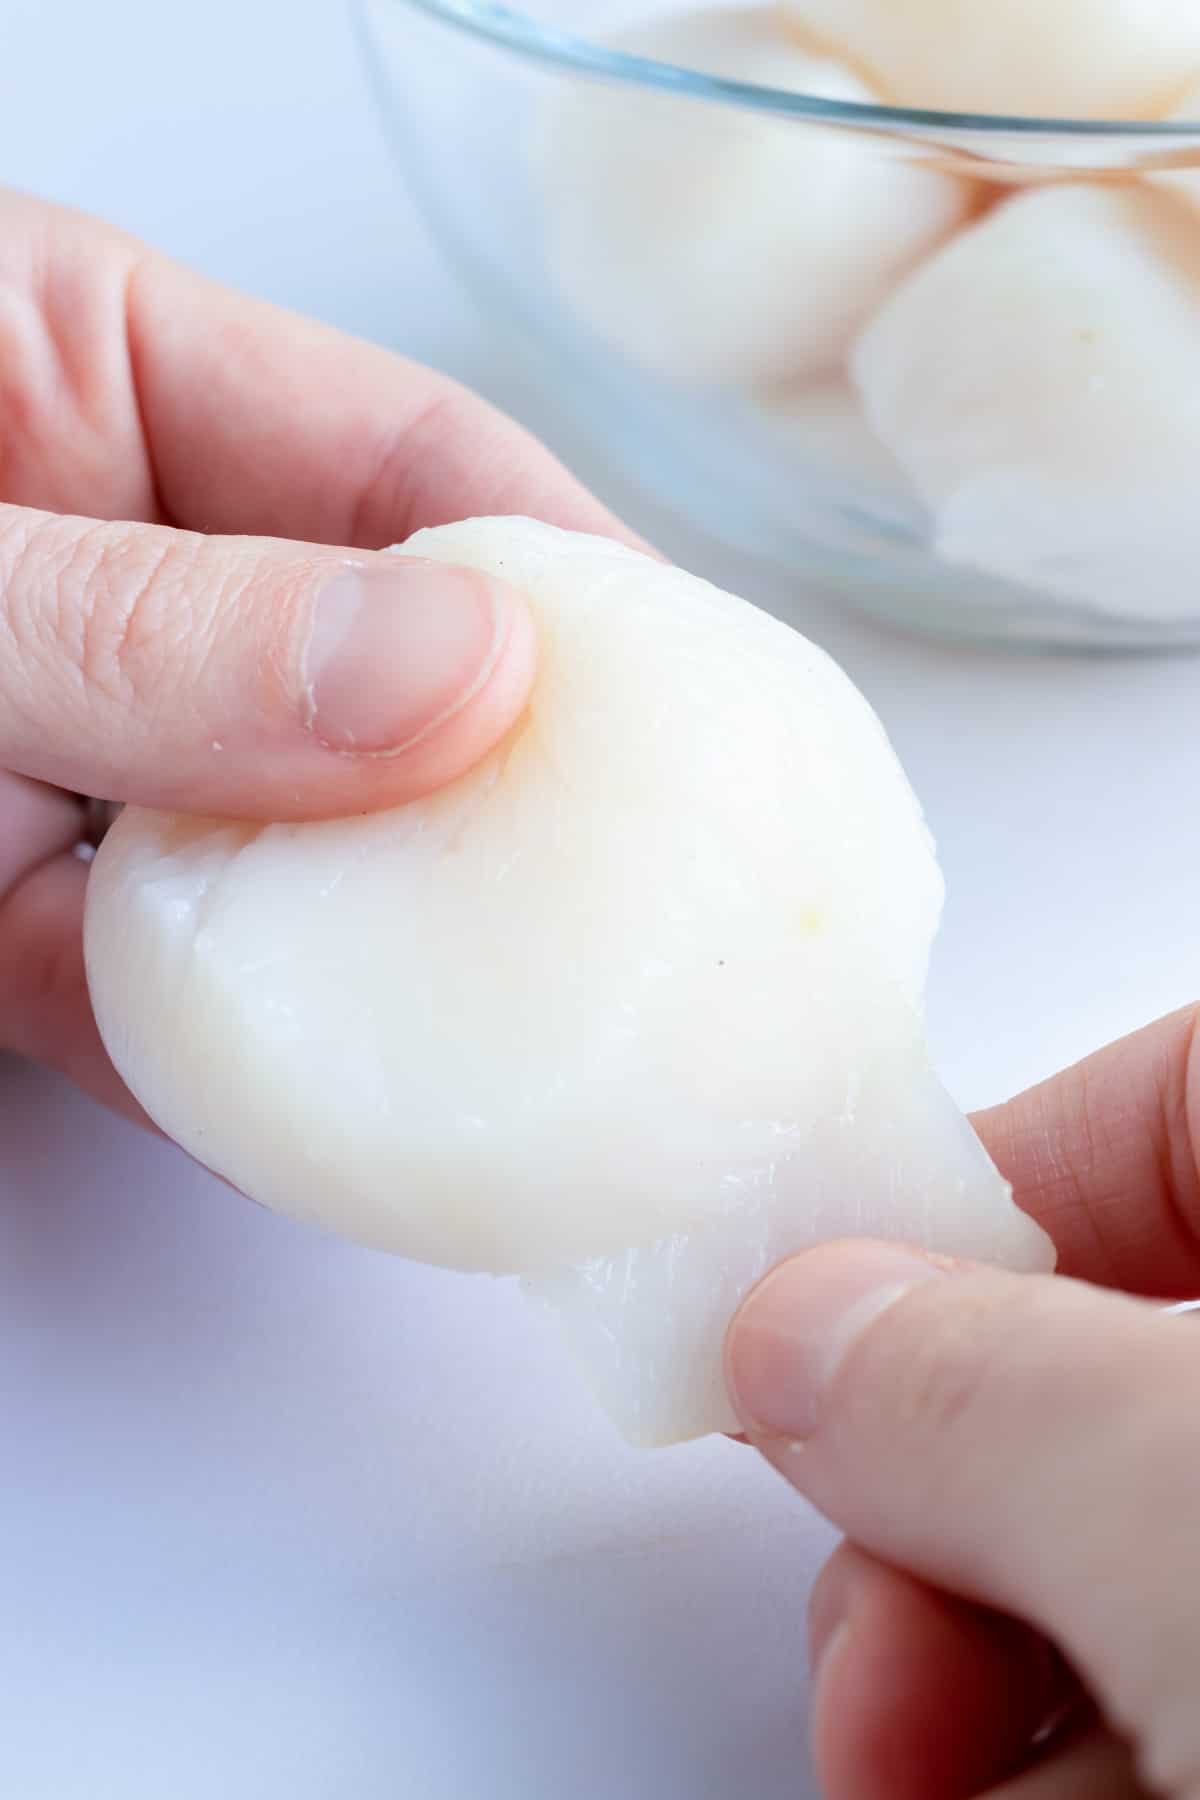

{"left": 357, "top": 0, "right": 1200, "bottom": 649}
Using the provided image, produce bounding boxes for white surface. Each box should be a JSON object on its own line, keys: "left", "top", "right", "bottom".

{"left": 3, "top": 2, "right": 1200, "bottom": 1796}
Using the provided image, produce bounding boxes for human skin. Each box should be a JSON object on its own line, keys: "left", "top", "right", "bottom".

{"left": 0, "top": 187, "right": 634, "bottom": 1115}
{"left": 727, "top": 1004, "right": 1200, "bottom": 1799}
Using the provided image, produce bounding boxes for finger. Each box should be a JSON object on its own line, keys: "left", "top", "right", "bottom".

{"left": 0, "top": 849, "right": 146, "bottom": 1118}
{"left": 0, "top": 189, "right": 635, "bottom": 547}
{"left": 128, "top": 254, "right": 639, "bottom": 547}
{"left": 0, "top": 771, "right": 83, "bottom": 891}
{"left": 810, "top": 1543, "right": 1058, "bottom": 1800}
{"left": 0, "top": 192, "right": 158, "bottom": 522}
{"left": 971, "top": 1005, "right": 1200, "bottom": 1298}
{"left": 726, "top": 1244, "right": 1200, "bottom": 1791}
{"left": 0, "top": 504, "right": 536, "bottom": 817}
{"left": 986, "top": 1726, "right": 1143, "bottom": 1798}
{"left": 0, "top": 770, "right": 138, "bottom": 1106}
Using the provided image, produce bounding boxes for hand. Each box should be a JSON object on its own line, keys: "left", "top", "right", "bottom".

{"left": 0, "top": 189, "right": 630, "bottom": 1119}
{"left": 726, "top": 1004, "right": 1200, "bottom": 1799}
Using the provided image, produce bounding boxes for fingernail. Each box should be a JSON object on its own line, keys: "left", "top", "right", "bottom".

{"left": 304, "top": 558, "right": 516, "bottom": 754}
{"left": 727, "top": 1243, "right": 952, "bottom": 1441}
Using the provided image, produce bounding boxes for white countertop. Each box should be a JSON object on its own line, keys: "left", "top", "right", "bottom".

{"left": 4, "top": 3, "right": 1200, "bottom": 1795}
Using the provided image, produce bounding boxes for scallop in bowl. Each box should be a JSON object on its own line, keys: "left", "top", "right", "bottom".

{"left": 357, "top": 0, "right": 1200, "bottom": 648}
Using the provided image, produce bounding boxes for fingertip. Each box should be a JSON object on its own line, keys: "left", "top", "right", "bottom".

{"left": 725, "top": 1241, "right": 949, "bottom": 1442}
{"left": 0, "top": 849, "right": 148, "bottom": 1123}
{"left": 808, "top": 1541, "right": 862, "bottom": 1682}
{"left": 970, "top": 1004, "right": 1200, "bottom": 1297}
{"left": 302, "top": 557, "right": 535, "bottom": 760}
{"left": 170, "top": 556, "right": 537, "bottom": 820}
{"left": 414, "top": 565, "right": 539, "bottom": 776}
{"left": 810, "top": 1549, "right": 1057, "bottom": 1800}
{"left": 336, "top": 563, "right": 537, "bottom": 805}
{"left": 0, "top": 515, "right": 538, "bottom": 825}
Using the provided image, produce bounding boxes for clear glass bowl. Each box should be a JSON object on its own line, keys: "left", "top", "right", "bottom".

{"left": 357, "top": 0, "right": 1200, "bottom": 648}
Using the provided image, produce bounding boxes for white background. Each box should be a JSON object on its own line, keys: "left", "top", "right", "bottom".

{"left": 2, "top": 2, "right": 1200, "bottom": 1795}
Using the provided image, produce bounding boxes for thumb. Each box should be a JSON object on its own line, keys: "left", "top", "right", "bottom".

{"left": 0, "top": 504, "right": 534, "bottom": 817}
{"left": 726, "top": 1243, "right": 1200, "bottom": 1796}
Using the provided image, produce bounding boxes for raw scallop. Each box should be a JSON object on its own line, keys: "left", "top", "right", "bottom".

{"left": 536, "top": 5, "right": 970, "bottom": 388}
{"left": 1154, "top": 87, "right": 1200, "bottom": 214}
{"left": 782, "top": 0, "right": 1200, "bottom": 120}
{"left": 85, "top": 518, "right": 1053, "bottom": 1444}
{"left": 852, "top": 184, "right": 1200, "bottom": 622}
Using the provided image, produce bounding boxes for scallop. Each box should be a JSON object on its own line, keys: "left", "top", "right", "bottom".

{"left": 852, "top": 184, "right": 1200, "bottom": 622}
{"left": 536, "top": 5, "right": 971, "bottom": 389}
{"left": 1154, "top": 86, "right": 1200, "bottom": 214}
{"left": 782, "top": 0, "right": 1200, "bottom": 119}
{"left": 85, "top": 518, "right": 1052, "bottom": 1445}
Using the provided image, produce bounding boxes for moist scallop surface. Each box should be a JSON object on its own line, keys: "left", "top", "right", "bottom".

{"left": 85, "top": 518, "right": 1053, "bottom": 1443}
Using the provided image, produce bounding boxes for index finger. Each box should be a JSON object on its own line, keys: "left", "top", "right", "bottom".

{"left": 971, "top": 1004, "right": 1200, "bottom": 1299}
{"left": 0, "top": 187, "right": 635, "bottom": 549}
{"left": 127, "top": 250, "right": 636, "bottom": 549}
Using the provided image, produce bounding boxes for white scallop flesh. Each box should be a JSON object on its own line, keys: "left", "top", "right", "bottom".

{"left": 782, "top": 0, "right": 1200, "bottom": 119}
{"left": 852, "top": 184, "right": 1200, "bottom": 623}
{"left": 1154, "top": 87, "right": 1200, "bottom": 214}
{"left": 535, "top": 6, "right": 970, "bottom": 389}
{"left": 85, "top": 518, "right": 1053, "bottom": 1445}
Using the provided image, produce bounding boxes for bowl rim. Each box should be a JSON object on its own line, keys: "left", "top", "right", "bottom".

{"left": 379, "top": 0, "right": 1200, "bottom": 143}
